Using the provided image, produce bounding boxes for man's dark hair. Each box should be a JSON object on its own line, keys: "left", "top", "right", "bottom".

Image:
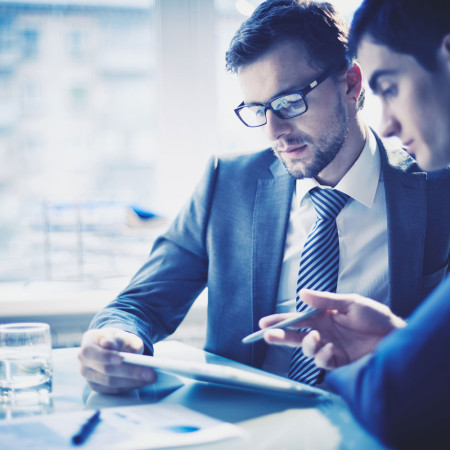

{"left": 225, "top": 0, "right": 350, "bottom": 74}
{"left": 349, "top": 0, "right": 450, "bottom": 71}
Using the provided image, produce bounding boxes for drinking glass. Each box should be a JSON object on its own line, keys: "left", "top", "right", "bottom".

{"left": 0, "top": 323, "right": 53, "bottom": 407}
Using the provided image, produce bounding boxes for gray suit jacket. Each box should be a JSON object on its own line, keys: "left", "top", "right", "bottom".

{"left": 91, "top": 132, "right": 450, "bottom": 369}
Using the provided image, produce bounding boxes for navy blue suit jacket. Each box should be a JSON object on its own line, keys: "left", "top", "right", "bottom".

{"left": 327, "top": 275, "right": 450, "bottom": 449}
{"left": 91, "top": 132, "right": 450, "bottom": 370}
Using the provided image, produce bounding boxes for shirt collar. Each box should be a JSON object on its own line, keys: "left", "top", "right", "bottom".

{"left": 295, "top": 127, "right": 380, "bottom": 208}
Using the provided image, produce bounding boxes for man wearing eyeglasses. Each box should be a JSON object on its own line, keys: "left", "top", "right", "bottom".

{"left": 78, "top": 0, "right": 449, "bottom": 395}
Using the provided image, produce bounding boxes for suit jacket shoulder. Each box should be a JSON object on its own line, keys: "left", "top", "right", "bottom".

{"left": 373, "top": 130, "right": 450, "bottom": 316}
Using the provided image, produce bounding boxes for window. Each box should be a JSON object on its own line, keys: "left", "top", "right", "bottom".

{"left": 0, "top": 1, "right": 157, "bottom": 284}
{"left": 22, "top": 29, "right": 39, "bottom": 59}
{"left": 0, "top": 0, "right": 380, "bottom": 286}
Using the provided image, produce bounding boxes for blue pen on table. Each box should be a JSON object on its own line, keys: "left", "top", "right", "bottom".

{"left": 71, "top": 410, "right": 101, "bottom": 446}
{"left": 241, "top": 309, "right": 323, "bottom": 344}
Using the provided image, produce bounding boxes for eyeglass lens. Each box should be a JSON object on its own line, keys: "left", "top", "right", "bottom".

{"left": 238, "top": 92, "right": 307, "bottom": 127}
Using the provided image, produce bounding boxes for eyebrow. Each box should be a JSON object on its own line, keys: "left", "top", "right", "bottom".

{"left": 368, "top": 69, "right": 398, "bottom": 92}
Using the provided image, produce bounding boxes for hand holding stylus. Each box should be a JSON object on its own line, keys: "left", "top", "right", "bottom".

{"left": 242, "top": 309, "right": 322, "bottom": 344}
{"left": 260, "top": 289, "right": 406, "bottom": 369}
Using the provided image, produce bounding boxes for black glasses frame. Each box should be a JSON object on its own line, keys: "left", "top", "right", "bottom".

{"left": 234, "top": 66, "right": 339, "bottom": 128}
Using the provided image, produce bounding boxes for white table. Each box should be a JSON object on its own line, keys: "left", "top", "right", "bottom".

{"left": 3, "top": 341, "right": 386, "bottom": 449}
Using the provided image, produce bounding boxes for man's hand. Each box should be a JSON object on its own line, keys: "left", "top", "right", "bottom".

{"left": 78, "top": 327, "right": 157, "bottom": 394}
{"left": 260, "top": 289, "right": 406, "bottom": 370}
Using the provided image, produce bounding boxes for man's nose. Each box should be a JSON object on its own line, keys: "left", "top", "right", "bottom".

{"left": 264, "top": 109, "right": 292, "bottom": 141}
{"left": 379, "top": 105, "right": 401, "bottom": 139}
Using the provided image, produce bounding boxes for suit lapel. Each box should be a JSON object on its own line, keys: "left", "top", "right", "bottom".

{"left": 249, "top": 136, "right": 427, "bottom": 367}
{"left": 378, "top": 136, "right": 427, "bottom": 317}
{"left": 251, "top": 159, "right": 294, "bottom": 367}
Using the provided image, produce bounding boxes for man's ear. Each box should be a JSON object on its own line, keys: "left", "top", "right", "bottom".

{"left": 345, "top": 62, "right": 363, "bottom": 102}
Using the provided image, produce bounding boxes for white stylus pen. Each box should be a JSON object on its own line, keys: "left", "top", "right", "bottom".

{"left": 241, "top": 309, "right": 323, "bottom": 344}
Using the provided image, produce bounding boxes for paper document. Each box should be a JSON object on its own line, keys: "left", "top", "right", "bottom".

{"left": 0, "top": 403, "right": 243, "bottom": 449}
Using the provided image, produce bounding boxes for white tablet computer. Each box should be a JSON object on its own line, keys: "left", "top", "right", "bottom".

{"left": 119, "top": 353, "right": 325, "bottom": 397}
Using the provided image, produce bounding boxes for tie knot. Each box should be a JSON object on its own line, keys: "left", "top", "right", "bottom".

{"left": 309, "top": 187, "right": 349, "bottom": 220}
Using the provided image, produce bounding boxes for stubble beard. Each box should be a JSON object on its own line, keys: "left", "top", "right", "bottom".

{"left": 273, "top": 98, "right": 350, "bottom": 180}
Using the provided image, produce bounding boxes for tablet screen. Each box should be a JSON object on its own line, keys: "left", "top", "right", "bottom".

{"left": 119, "top": 353, "right": 326, "bottom": 397}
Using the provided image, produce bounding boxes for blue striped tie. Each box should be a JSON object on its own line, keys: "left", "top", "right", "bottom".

{"left": 288, "top": 187, "right": 349, "bottom": 385}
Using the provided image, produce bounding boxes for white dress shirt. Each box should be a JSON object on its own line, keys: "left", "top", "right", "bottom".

{"left": 263, "top": 128, "right": 389, "bottom": 377}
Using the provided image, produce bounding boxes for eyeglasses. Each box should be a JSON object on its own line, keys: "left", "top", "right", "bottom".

{"left": 234, "top": 67, "right": 338, "bottom": 128}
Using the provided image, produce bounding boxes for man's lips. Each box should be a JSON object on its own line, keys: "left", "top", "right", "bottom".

{"left": 277, "top": 144, "right": 308, "bottom": 155}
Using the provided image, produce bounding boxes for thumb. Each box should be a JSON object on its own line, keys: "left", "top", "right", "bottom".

{"left": 100, "top": 330, "right": 143, "bottom": 354}
{"left": 99, "top": 335, "right": 124, "bottom": 351}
